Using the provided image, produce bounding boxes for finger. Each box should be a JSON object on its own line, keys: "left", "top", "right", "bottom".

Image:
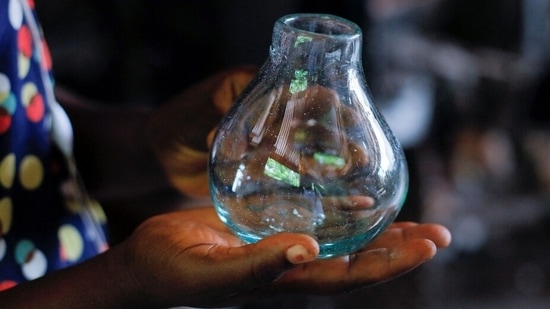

{"left": 193, "top": 233, "right": 319, "bottom": 288}
{"left": 151, "top": 207, "right": 231, "bottom": 234}
{"left": 366, "top": 223, "right": 451, "bottom": 250}
{"left": 238, "top": 233, "right": 320, "bottom": 284}
{"left": 399, "top": 223, "right": 452, "bottom": 248}
{"left": 389, "top": 221, "right": 418, "bottom": 229}
{"left": 349, "top": 238, "right": 437, "bottom": 284}
{"left": 212, "top": 67, "right": 257, "bottom": 114}
{"left": 274, "top": 238, "right": 437, "bottom": 295}
{"left": 196, "top": 233, "right": 319, "bottom": 304}
{"left": 394, "top": 223, "right": 451, "bottom": 248}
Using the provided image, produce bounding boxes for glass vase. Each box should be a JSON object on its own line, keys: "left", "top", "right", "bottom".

{"left": 208, "top": 13, "right": 408, "bottom": 258}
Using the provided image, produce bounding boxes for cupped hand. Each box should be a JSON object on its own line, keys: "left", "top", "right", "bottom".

{"left": 147, "top": 67, "right": 257, "bottom": 197}
{"left": 120, "top": 206, "right": 451, "bottom": 308}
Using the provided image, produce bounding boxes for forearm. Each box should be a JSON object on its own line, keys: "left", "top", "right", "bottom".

{"left": 0, "top": 246, "right": 141, "bottom": 309}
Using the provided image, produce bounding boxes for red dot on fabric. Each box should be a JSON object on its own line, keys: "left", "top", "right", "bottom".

{"left": 18, "top": 25, "right": 33, "bottom": 58}
{"left": 26, "top": 93, "right": 44, "bottom": 123}
{"left": 27, "top": 0, "right": 35, "bottom": 9}
{"left": 59, "top": 244, "right": 68, "bottom": 262}
{"left": 41, "top": 39, "right": 52, "bottom": 71}
{"left": 0, "top": 280, "right": 17, "bottom": 292}
{"left": 0, "top": 109, "right": 12, "bottom": 134}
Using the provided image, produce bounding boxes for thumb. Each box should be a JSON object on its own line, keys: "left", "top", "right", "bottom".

{"left": 190, "top": 233, "right": 320, "bottom": 307}
{"left": 235, "top": 233, "right": 320, "bottom": 286}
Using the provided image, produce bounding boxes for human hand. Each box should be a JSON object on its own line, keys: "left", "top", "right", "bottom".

{"left": 148, "top": 67, "right": 257, "bottom": 197}
{"left": 118, "top": 206, "right": 451, "bottom": 308}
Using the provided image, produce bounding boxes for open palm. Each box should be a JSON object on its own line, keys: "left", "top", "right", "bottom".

{"left": 122, "top": 206, "right": 451, "bottom": 308}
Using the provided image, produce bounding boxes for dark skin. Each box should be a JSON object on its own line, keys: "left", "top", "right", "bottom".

{"left": 127, "top": 208, "right": 450, "bottom": 308}
{"left": 0, "top": 206, "right": 450, "bottom": 308}
{"left": 0, "top": 67, "right": 451, "bottom": 308}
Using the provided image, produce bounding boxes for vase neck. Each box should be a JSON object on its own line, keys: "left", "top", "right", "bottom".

{"left": 269, "top": 14, "right": 363, "bottom": 69}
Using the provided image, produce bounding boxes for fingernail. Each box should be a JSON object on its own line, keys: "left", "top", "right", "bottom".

{"left": 286, "top": 245, "right": 314, "bottom": 264}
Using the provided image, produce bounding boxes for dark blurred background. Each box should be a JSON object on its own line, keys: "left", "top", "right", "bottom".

{"left": 36, "top": 0, "right": 550, "bottom": 308}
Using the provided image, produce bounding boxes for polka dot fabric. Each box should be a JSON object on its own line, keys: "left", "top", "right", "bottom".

{"left": 0, "top": 0, "right": 108, "bottom": 289}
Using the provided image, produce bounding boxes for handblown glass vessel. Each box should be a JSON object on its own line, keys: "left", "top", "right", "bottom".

{"left": 209, "top": 13, "right": 408, "bottom": 258}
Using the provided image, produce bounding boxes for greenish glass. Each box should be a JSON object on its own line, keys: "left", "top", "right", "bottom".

{"left": 209, "top": 13, "right": 408, "bottom": 258}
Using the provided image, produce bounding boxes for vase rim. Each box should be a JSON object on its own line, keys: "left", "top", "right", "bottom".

{"left": 277, "top": 13, "right": 362, "bottom": 38}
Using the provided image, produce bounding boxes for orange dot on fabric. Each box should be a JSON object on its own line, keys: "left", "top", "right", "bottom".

{"left": 26, "top": 93, "right": 44, "bottom": 123}
{"left": 0, "top": 154, "right": 16, "bottom": 189}
{"left": 19, "top": 155, "right": 43, "bottom": 190}
{"left": 18, "top": 25, "right": 32, "bottom": 58}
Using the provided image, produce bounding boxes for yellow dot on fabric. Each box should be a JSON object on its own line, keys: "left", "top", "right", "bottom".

{"left": 0, "top": 197, "right": 13, "bottom": 235}
{"left": 17, "top": 52, "right": 30, "bottom": 79}
{"left": 0, "top": 74, "right": 10, "bottom": 102}
{"left": 89, "top": 200, "right": 107, "bottom": 225}
{"left": 21, "top": 82, "right": 37, "bottom": 108}
{"left": 64, "top": 200, "right": 80, "bottom": 214}
{"left": 58, "top": 224, "right": 83, "bottom": 262}
{"left": 19, "top": 155, "right": 43, "bottom": 190}
{"left": 0, "top": 154, "right": 16, "bottom": 189}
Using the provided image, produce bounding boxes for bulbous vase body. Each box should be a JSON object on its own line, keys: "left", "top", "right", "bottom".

{"left": 209, "top": 13, "right": 408, "bottom": 258}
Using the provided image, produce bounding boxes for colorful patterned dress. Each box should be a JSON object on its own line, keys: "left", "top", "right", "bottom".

{"left": 0, "top": 0, "right": 108, "bottom": 290}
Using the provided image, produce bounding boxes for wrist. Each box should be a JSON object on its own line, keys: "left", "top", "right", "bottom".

{"left": 99, "top": 244, "right": 145, "bottom": 308}
{"left": 0, "top": 245, "right": 143, "bottom": 308}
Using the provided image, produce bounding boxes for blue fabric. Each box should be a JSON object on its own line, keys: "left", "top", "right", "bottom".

{"left": 0, "top": 0, "right": 108, "bottom": 289}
